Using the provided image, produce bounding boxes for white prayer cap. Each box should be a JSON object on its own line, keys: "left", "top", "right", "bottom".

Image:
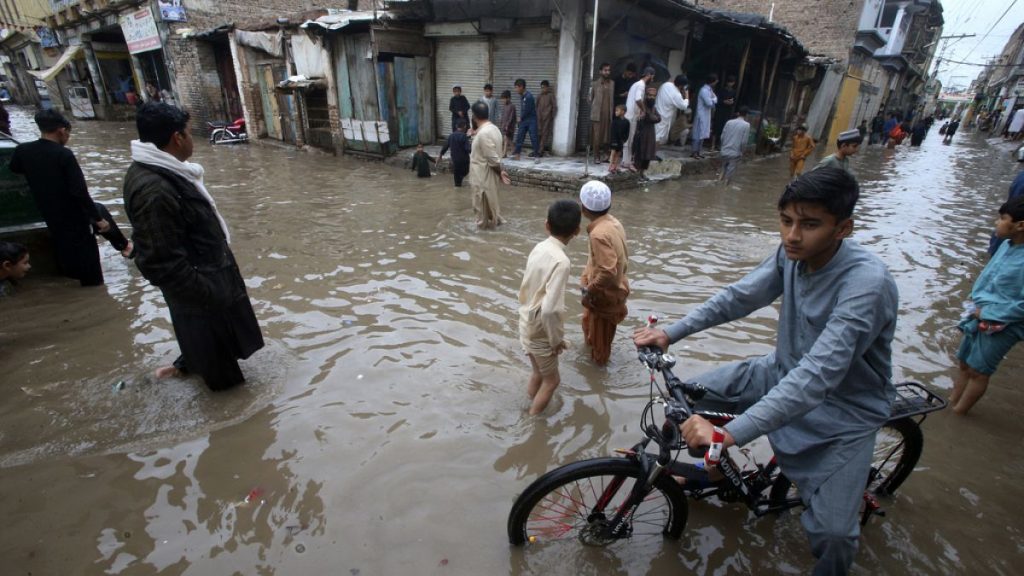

{"left": 837, "top": 129, "right": 862, "bottom": 143}
{"left": 579, "top": 180, "right": 612, "bottom": 212}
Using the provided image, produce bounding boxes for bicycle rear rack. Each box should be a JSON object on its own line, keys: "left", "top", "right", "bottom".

{"left": 891, "top": 381, "right": 947, "bottom": 420}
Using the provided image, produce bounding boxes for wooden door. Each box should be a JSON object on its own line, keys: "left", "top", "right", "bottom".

{"left": 394, "top": 56, "right": 419, "bottom": 147}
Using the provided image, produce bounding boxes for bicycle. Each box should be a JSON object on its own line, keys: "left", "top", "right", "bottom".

{"left": 507, "top": 328, "right": 946, "bottom": 550}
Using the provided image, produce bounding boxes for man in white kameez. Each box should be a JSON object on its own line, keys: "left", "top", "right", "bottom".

{"left": 655, "top": 75, "right": 690, "bottom": 146}
{"left": 469, "top": 101, "right": 511, "bottom": 229}
{"left": 691, "top": 74, "right": 718, "bottom": 158}
{"left": 623, "top": 66, "right": 655, "bottom": 170}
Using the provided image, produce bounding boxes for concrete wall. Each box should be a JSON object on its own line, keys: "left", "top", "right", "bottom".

{"left": 704, "top": 0, "right": 865, "bottom": 64}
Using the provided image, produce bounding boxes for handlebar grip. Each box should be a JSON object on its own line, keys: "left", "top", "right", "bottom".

{"left": 687, "top": 444, "right": 707, "bottom": 459}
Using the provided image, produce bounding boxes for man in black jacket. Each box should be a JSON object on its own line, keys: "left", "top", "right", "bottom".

{"left": 10, "top": 109, "right": 132, "bottom": 286}
{"left": 123, "top": 102, "right": 263, "bottom": 390}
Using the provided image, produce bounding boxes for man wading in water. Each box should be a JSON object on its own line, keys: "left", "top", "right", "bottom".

{"left": 123, "top": 102, "right": 264, "bottom": 389}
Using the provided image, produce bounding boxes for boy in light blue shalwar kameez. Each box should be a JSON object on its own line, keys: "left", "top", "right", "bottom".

{"left": 952, "top": 195, "right": 1024, "bottom": 415}
{"left": 635, "top": 167, "right": 898, "bottom": 576}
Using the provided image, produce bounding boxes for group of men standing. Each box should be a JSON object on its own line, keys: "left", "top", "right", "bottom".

{"left": 588, "top": 64, "right": 744, "bottom": 170}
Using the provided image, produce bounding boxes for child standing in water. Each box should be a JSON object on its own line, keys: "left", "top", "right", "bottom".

{"left": 518, "top": 199, "right": 581, "bottom": 415}
{"left": 0, "top": 241, "right": 31, "bottom": 296}
{"left": 410, "top": 144, "right": 434, "bottom": 178}
{"left": 951, "top": 196, "right": 1024, "bottom": 415}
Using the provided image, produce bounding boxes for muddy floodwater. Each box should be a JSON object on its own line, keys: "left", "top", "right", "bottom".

{"left": 1, "top": 106, "right": 1021, "bottom": 575}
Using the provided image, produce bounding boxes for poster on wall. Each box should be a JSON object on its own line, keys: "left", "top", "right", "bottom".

{"left": 36, "top": 27, "right": 60, "bottom": 48}
{"left": 119, "top": 8, "right": 161, "bottom": 54}
{"left": 158, "top": 0, "right": 187, "bottom": 23}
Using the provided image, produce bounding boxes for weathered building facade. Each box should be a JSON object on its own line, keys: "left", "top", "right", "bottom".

{"left": 705, "top": 0, "right": 943, "bottom": 143}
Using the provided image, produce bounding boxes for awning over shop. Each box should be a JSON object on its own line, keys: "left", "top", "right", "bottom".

{"left": 27, "top": 44, "right": 82, "bottom": 82}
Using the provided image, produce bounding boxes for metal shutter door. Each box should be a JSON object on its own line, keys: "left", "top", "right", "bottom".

{"left": 492, "top": 26, "right": 559, "bottom": 123}
{"left": 435, "top": 37, "right": 490, "bottom": 139}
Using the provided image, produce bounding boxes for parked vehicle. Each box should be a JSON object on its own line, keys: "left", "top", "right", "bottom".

{"left": 207, "top": 118, "right": 248, "bottom": 144}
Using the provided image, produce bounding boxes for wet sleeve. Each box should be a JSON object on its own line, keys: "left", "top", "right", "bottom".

{"left": 64, "top": 150, "right": 101, "bottom": 221}
{"left": 439, "top": 138, "right": 450, "bottom": 158}
{"left": 976, "top": 249, "right": 1024, "bottom": 324}
{"left": 541, "top": 258, "right": 570, "bottom": 347}
{"left": 724, "top": 271, "right": 897, "bottom": 447}
{"left": 583, "top": 232, "right": 620, "bottom": 294}
{"left": 128, "top": 183, "right": 216, "bottom": 304}
{"left": 664, "top": 247, "right": 785, "bottom": 344}
{"left": 484, "top": 131, "right": 502, "bottom": 169}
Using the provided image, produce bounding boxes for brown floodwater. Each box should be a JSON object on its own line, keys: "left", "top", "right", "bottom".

{"left": 1, "top": 105, "right": 1021, "bottom": 575}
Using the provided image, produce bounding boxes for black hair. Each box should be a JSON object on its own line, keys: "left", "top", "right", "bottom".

{"left": 599, "top": 62, "right": 611, "bottom": 69}
{"left": 455, "top": 118, "right": 468, "bottom": 130}
{"left": 547, "top": 199, "right": 582, "bottom": 237}
{"left": 35, "top": 109, "right": 70, "bottom": 132}
{"left": 514, "top": 78, "right": 526, "bottom": 88}
{"left": 736, "top": 105, "right": 749, "bottom": 116}
{"left": 707, "top": 73, "right": 718, "bottom": 84}
{"left": 778, "top": 167, "right": 859, "bottom": 221}
{"left": 483, "top": 83, "right": 493, "bottom": 91}
{"left": 136, "top": 102, "right": 190, "bottom": 149}
{"left": 0, "top": 241, "right": 27, "bottom": 264}
{"left": 674, "top": 75, "right": 688, "bottom": 87}
{"left": 625, "top": 63, "right": 637, "bottom": 73}
{"left": 726, "top": 75, "right": 737, "bottom": 83}
{"left": 999, "top": 195, "right": 1024, "bottom": 222}
{"left": 540, "top": 80, "right": 550, "bottom": 87}
{"left": 471, "top": 101, "right": 489, "bottom": 121}
{"left": 501, "top": 89, "right": 512, "bottom": 99}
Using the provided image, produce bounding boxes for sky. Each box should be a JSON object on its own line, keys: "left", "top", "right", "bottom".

{"left": 931, "top": 0, "right": 1024, "bottom": 89}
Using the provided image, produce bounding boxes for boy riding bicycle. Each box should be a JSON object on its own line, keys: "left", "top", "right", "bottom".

{"left": 634, "top": 167, "right": 898, "bottom": 575}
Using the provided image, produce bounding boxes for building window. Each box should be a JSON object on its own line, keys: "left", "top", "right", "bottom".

{"left": 879, "top": 4, "right": 899, "bottom": 28}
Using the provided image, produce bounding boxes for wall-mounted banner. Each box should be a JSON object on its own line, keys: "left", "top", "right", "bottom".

{"left": 119, "top": 8, "right": 161, "bottom": 54}
{"left": 158, "top": 0, "right": 187, "bottom": 23}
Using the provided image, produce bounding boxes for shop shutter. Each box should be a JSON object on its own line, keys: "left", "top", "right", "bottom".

{"left": 492, "top": 26, "right": 559, "bottom": 125}
{"left": 435, "top": 36, "right": 490, "bottom": 139}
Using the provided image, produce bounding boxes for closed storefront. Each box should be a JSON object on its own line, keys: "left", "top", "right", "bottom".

{"left": 434, "top": 36, "right": 489, "bottom": 138}
{"left": 492, "top": 26, "right": 559, "bottom": 123}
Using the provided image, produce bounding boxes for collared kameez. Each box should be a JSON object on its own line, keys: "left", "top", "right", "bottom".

{"left": 519, "top": 236, "right": 572, "bottom": 372}
{"left": 581, "top": 214, "right": 629, "bottom": 365}
{"left": 663, "top": 241, "right": 898, "bottom": 575}
{"left": 469, "top": 122, "right": 504, "bottom": 228}
{"left": 590, "top": 76, "right": 615, "bottom": 155}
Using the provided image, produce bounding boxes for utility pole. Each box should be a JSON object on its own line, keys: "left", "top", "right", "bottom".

{"left": 932, "top": 33, "right": 977, "bottom": 77}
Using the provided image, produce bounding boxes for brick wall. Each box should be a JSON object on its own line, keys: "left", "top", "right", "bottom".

{"left": 163, "top": 0, "right": 365, "bottom": 133}
{"left": 703, "top": 0, "right": 865, "bottom": 64}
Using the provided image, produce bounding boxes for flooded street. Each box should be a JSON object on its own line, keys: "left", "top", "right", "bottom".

{"left": 2, "top": 106, "right": 1021, "bottom": 575}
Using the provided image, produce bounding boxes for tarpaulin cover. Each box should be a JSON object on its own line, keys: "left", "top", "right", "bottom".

{"left": 290, "top": 33, "right": 328, "bottom": 79}
{"left": 235, "top": 30, "right": 283, "bottom": 57}
{"left": 27, "top": 44, "right": 82, "bottom": 82}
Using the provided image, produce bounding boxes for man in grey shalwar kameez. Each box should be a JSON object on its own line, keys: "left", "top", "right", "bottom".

{"left": 635, "top": 167, "right": 897, "bottom": 575}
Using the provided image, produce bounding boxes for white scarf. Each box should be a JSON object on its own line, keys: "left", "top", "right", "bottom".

{"left": 130, "top": 140, "right": 231, "bottom": 243}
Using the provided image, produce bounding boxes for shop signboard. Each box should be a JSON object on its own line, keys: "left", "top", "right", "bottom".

{"left": 119, "top": 8, "right": 161, "bottom": 54}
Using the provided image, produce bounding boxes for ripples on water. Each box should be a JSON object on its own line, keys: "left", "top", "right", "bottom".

{"left": 1, "top": 106, "right": 1021, "bottom": 575}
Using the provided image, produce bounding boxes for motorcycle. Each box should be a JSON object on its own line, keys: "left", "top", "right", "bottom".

{"left": 207, "top": 118, "right": 248, "bottom": 144}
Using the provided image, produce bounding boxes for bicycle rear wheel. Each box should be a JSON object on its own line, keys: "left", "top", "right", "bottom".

{"left": 507, "top": 457, "right": 688, "bottom": 547}
{"left": 768, "top": 417, "right": 924, "bottom": 504}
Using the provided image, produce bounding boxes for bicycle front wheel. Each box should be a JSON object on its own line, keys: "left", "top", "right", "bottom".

{"left": 507, "top": 457, "right": 688, "bottom": 547}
